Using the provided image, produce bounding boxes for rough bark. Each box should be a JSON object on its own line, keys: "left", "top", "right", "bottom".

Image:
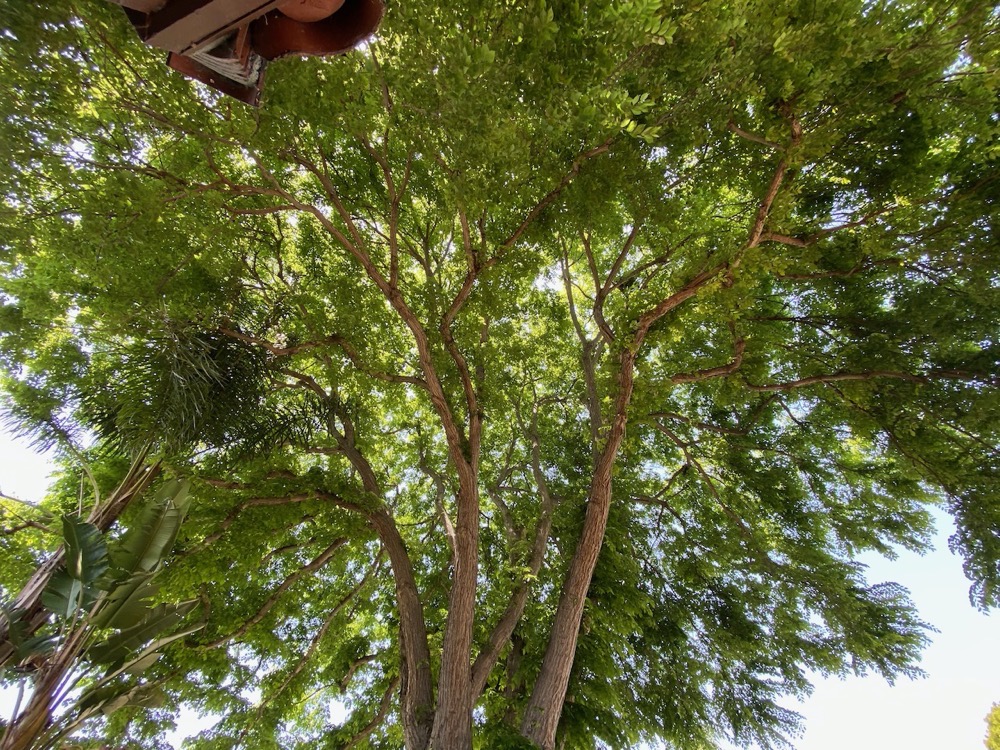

{"left": 520, "top": 355, "right": 634, "bottom": 748}
{"left": 521, "top": 264, "right": 724, "bottom": 748}
{"left": 428, "top": 465, "right": 479, "bottom": 750}
{"left": 0, "top": 677, "right": 55, "bottom": 750}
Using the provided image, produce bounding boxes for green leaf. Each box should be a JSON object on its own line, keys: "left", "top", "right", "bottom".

{"left": 62, "top": 515, "right": 108, "bottom": 584}
{"left": 90, "top": 571, "right": 159, "bottom": 631}
{"left": 88, "top": 600, "right": 198, "bottom": 668}
{"left": 42, "top": 568, "right": 85, "bottom": 618}
{"left": 124, "top": 651, "right": 162, "bottom": 676}
{"left": 76, "top": 680, "right": 166, "bottom": 716}
{"left": 0, "top": 601, "right": 56, "bottom": 664}
{"left": 116, "top": 479, "right": 191, "bottom": 574}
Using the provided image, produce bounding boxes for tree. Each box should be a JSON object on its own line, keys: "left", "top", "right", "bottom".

{"left": 987, "top": 703, "right": 1000, "bottom": 750}
{"left": 1, "top": 479, "right": 200, "bottom": 750}
{"left": 0, "top": 0, "right": 997, "bottom": 749}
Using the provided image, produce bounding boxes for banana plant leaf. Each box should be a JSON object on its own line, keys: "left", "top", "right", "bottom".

{"left": 77, "top": 680, "right": 167, "bottom": 716}
{"left": 41, "top": 569, "right": 91, "bottom": 619}
{"left": 88, "top": 600, "right": 199, "bottom": 670}
{"left": 89, "top": 572, "right": 159, "bottom": 631}
{"left": 114, "top": 479, "right": 191, "bottom": 574}
{"left": 62, "top": 516, "right": 108, "bottom": 584}
{"left": 0, "top": 602, "right": 56, "bottom": 668}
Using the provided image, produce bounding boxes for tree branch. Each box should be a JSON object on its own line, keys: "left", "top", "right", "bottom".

{"left": 500, "top": 137, "right": 614, "bottom": 250}
{"left": 668, "top": 329, "right": 746, "bottom": 384}
{"left": 343, "top": 677, "right": 401, "bottom": 750}
{"left": 745, "top": 370, "right": 930, "bottom": 391}
{"left": 471, "top": 405, "right": 556, "bottom": 697}
{"left": 726, "top": 120, "right": 782, "bottom": 150}
{"left": 200, "top": 537, "right": 349, "bottom": 649}
{"left": 746, "top": 110, "right": 802, "bottom": 248}
{"left": 243, "top": 556, "right": 382, "bottom": 735}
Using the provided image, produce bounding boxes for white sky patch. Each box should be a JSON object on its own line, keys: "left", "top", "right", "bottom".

{"left": 0, "top": 430, "right": 56, "bottom": 503}
{"left": 532, "top": 262, "right": 562, "bottom": 293}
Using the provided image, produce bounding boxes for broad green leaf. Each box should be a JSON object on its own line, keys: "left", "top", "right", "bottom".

{"left": 116, "top": 479, "right": 191, "bottom": 574}
{"left": 97, "top": 621, "right": 207, "bottom": 686}
{"left": 62, "top": 516, "right": 108, "bottom": 584}
{"left": 90, "top": 572, "right": 159, "bottom": 631}
{"left": 88, "top": 600, "right": 199, "bottom": 668}
{"left": 0, "top": 602, "right": 56, "bottom": 664}
{"left": 124, "top": 651, "right": 161, "bottom": 676}
{"left": 41, "top": 569, "right": 85, "bottom": 618}
{"left": 77, "top": 681, "right": 169, "bottom": 718}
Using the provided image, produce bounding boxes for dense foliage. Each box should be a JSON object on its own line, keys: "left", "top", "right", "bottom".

{"left": 987, "top": 703, "right": 1000, "bottom": 750}
{"left": 0, "top": 0, "right": 997, "bottom": 748}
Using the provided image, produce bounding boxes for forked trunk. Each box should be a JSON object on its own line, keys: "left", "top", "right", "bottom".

{"left": 520, "top": 355, "right": 636, "bottom": 749}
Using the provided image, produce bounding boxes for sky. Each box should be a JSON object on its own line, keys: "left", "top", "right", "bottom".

{"left": 1, "top": 430, "right": 997, "bottom": 749}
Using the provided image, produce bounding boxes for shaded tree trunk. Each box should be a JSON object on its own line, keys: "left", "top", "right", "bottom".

{"left": 368, "top": 508, "right": 436, "bottom": 750}
{"left": 1, "top": 683, "right": 55, "bottom": 750}
{"left": 428, "top": 463, "right": 479, "bottom": 750}
{"left": 337, "top": 438, "right": 435, "bottom": 750}
{"left": 520, "top": 265, "right": 725, "bottom": 747}
{"left": 519, "top": 391, "right": 631, "bottom": 748}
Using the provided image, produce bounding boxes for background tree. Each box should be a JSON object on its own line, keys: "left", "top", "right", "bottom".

{"left": 987, "top": 703, "right": 1000, "bottom": 750}
{"left": 1, "top": 480, "right": 200, "bottom": 750}
{"left": 0, "top": 1, "right": 997, "bottom": 749}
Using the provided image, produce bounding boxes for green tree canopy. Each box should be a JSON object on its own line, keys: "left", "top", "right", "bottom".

{"left": 987, "top": 703, "right": 1000, "bottom": 750}
{"left": 0, "top": 0, "right": 997, "bottom": 748}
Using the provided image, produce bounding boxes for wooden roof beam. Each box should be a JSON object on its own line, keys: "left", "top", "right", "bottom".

{"left": 128, "top": 0, "right": 285, "bottom": 53}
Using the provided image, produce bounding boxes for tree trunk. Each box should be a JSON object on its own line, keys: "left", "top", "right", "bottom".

{"left": 1, "top": 625, "right": 89, "bottom": 750}
{"left": 368, "top": 508, "right": 435, "bottom": 750}
{"left": 520, "top": 355, "right": 635, "bottom": 749}
{"left": 0, "top": 690, "right": 53, "bottom": 750}
{"left": 428, "top": 473, "right": 479, "bottom": 750}
{"left": 518, "top": 449, "right": 616, "bottom": 748}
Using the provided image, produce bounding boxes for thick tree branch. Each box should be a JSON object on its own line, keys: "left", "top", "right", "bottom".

{"left": 343, "top": 677, "right": 401, "bottom": 750}
{"left": 561, "top": 250, "right": 604, "bottom": 448}
{"left": 471, "top": 408, "right": 556, "bottom": 697}
{"left": 500, "top": 137, "right": 615, "bottom": 250}
{"left": 326, "top": 426, "right": 435, "bottom": 750}
{"left": 746, "top": 370, "right": 928, "bottom": 391}
{"left": 746, "top": 111, "right": 802, "bottom": 248}
{"left": 668, "top": 331, "right": 746, "bottom": 384}
{"left": 524, "top": 258, "right": 731, "bottom": 746}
